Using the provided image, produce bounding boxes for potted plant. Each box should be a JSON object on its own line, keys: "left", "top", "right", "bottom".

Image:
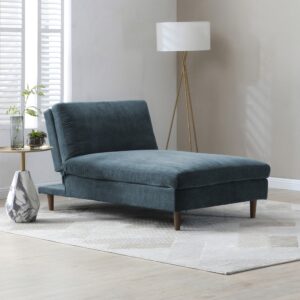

{"left": 6, "top": 84, "right": 45, "bottom": 149}
{"left": 28, "top": 130, "right": 47, "bottom": 149}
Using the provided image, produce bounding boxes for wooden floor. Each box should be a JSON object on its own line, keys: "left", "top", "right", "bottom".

{"left": 0, "top": 189, "right": 300, "bottom": 300}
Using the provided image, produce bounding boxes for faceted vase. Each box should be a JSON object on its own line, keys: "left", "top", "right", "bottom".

{"left": 10, "top": 115, "right": 24, "bottom": 149}
{"left": 6, "top": 171, "right": 40, "bottom": 223}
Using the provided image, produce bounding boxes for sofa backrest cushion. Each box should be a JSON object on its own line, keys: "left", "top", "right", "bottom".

{"left": 50, "top": 100, "right": 158, "bottom": 163}
{"left": 44, "top": 109, "right": 63, "bottom": 172}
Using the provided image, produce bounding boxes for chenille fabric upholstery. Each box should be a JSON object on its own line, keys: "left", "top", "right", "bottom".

{"left": 44, "top": 109, "right": 63, "bottom": 172}
{"left": 51, "top": 100, "right": 158, "bottom": 162}
{"left": 62, "top": 176, "right": 267, "bottom": 212}
{"left": 39, "top": 100, "right": 270, "bottom": 219}
{"left": 64, "top": 150, "right": 270, "bottom": 189}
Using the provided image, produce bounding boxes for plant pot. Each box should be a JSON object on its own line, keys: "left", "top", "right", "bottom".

{"left": 10, "top": 116, "right": 24, "bottom": 149}
{"left": 28, "top": 136, "right": 46, "bottom": 149}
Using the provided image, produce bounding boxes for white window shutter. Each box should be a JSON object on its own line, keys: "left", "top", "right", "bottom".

{"left": 38, "top": 0, "right": 63, "bottom": 116}
{"left": 0, "top": 0, "right": 24, "bottom": 125}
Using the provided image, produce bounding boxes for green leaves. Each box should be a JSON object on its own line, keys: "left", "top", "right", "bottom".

{"left": 6, "top": 105, "right": 20, "bottom": 116}
{"left": 7, "top": 84, "right": 46, "bottom": 117}
{"left": 25, "top": 107, "right": 39, "bottom": 117}
{"left": 22, "top": 84, "right": 46, "bottom": 104}
{"left": 28, "top": 129, "right": 47, "bottom": 138}
{"left": 22, "top": 84, "right": 46, "bottom": 97}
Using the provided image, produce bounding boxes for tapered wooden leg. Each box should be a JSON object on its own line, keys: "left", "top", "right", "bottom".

{"left": 250, "top": 200, "right": 257, "bottom": 218}
{"left": 47, "top": 195, "right": 54, "bottom": 211}
{"left": 174, "top": 212, "right": 181, "bottom": 231}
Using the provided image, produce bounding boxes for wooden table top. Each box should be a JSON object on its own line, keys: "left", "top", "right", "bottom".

{"left": 0, "top": 145, "right": 52, "bottom": 153}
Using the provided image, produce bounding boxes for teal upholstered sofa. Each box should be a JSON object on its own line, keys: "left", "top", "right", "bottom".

{"left": 39, "top": 100, "right": 270, "bottom": 230}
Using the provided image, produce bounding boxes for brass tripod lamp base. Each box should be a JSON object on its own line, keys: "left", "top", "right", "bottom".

{"left": 166, "top": 52, "right": 199, "bottom": 152}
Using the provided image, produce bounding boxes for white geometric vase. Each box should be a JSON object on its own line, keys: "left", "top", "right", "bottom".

{"left": 6, "top": 171, "right": 40, "bottom": 223}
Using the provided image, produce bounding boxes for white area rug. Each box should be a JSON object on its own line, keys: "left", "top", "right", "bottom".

{"left": 0, "top": 199, "right": 300, "bottom": 275}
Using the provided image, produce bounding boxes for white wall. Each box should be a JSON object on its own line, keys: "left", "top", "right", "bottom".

{"left": 72, "top": 0, "right": 177, "bottom": 148}
{"left": 0, "top": 0, "right": 177, "bottom": 198}
{"left": 178, "top": 0, "right": 300, "bottom": 179}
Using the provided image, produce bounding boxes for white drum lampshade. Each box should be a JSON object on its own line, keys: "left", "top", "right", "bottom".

{"left": 156, "top": 21, "right": 211, "bottom": 52}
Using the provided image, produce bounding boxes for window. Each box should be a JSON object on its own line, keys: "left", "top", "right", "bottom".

{"left": 0, "top": 0, "right": 24, "bottom": 125}
{"left": 0, "top": 0, "right": 64, "bottom": 126}
{"left": 39, "top": 0, "right": 63, "bottom": 117}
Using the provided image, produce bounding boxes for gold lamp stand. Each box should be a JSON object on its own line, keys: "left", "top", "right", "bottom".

{"left": 166, "top": 52, "right": 199, "bottom": 152}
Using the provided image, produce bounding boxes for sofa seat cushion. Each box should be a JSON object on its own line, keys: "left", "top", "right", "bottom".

{"left": 63, "top": 150, "right": 270, "bottom": 189}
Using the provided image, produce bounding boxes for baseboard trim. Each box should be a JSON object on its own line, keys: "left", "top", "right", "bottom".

{"left": 268, "top": 177, "right": 300, "bottom": 191}
{"left": 0, "top": 181, "right": 61, "bottom": 200}
{"left": 0, "top": 186, "right": 9, "bottom": 200}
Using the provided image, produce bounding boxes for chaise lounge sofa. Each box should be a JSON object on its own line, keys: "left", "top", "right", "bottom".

{"left": 39, "top": 100, "right": 270, "bottom": 230}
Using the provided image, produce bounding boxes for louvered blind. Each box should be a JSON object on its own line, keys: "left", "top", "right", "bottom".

{"left": 0, "top": 0, "right": 24, "bottom": 125}
{"left": 39, "top": 0, "right": 63, "bottom": 114}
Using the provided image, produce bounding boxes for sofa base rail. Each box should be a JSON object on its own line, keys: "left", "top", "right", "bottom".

{"left": 38, "top": 176, "right": 266, "bottom": 230}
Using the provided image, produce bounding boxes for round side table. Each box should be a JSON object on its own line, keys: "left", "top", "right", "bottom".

{"left": 0, "top": 145, "right": 52, "bottom": 171}
{"left": 0, "top": 145, "right": 52, "bottom": 223}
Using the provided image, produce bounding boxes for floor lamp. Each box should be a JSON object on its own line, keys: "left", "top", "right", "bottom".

{"left": 156, "top": 22, "right": 211, "bottom": 151}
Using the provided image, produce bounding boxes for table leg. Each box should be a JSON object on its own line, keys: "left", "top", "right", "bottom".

{"left": 20, "top": 152, "right": 26, "bottom": 171}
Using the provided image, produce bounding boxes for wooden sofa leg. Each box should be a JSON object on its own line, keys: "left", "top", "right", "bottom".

{"left": 250, "top": 200, "right": 257, "bottom": 218}
{"left": 174, "top": 212, "right": 181, "bottom": 231}
{"left": 47, "top": 195, "right": 54, "bottom": 211}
